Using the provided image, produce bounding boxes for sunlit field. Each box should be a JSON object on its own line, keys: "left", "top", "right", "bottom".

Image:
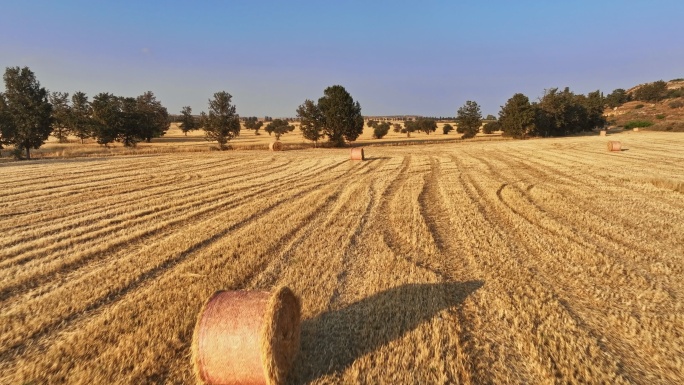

{"left": 1, "top": 131, "right": 683, "bottom": 384}
{"left": 1, "top": 122, "right": 504, "bottom": 160}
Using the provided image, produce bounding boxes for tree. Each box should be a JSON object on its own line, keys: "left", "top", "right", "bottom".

{"left": 136, "top": 91, "right": 169, "bottom": 142}
{"left": 416, "top": 117, "right": 437, "bottom": 135}
{"left": 201, "top": 91, "right": 240, "bottom": 150}
{"left": 69, "top": 92, "right": 93, "bottom": 143}
{"left": 633, "top": 80, "right": 668, "bottom": 102}
{"left": 296, "top": 99, "right": 324, "bottom": 146}
{"left": 1, "top": 66, "right": 53, "bottom": 159}
{"left": 485, "top": 114, "right": 496, "bottom": 120}
{"left": 583, "top": 90, "right": 606, "bottom": 129}
{"left": 535, "top": 87, "right": 594, "bottom": 137}
{"left": 442, "top": 123, "right": 454, "bottom": 134}
{"left": 264, "top": 118, "right": 294, "bottom": 140}
{"left": 456, "top": 100, "right": 482, "bottom": 139}
{"left": 605, "top": 88, "right": 630, "bottom": 108}
{"left": 0, "top": 93, "right": 11, "bottom": 152}
{"left": 392, "top": 123, "right": 402, "bottom": 133}
{"left": 91, "top": 92, "right": 120, "bottom": 146}
{"left": 372, "top": 121, "right": 390, "bottom": 139}
{"left": 179, "top": 106, "right": 197, "bottom": 136}
{"left": 50, "top": 91, "right": 71, "bottom": 143}
{"left": 367, "top": 119, "right": 377, "bottom": 128}
{"left": 244, "top": 116, "right": 263, "bottom": 135}
{"left": 499, "top": 93, "right": 536, "bottom": 139}
{"left": 317, "top": 85, "right": 364, "bottom": 146}
{"left": 482, "top": 121, "right": 501, "bottom": 134}
{"left": 401, "top": 120, "right": 418, "bottom": 137}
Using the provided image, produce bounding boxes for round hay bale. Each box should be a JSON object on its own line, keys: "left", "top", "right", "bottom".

{"left": 193, "top": 287, "right": 301, "bottom": 385}
{"left": 607, "top": 141, "right": 622, "bottom": 152}
{"left": 599, "top": 130, "right": 606, "bottom": 137}
{"left": 269, "top": 141, "right": 283, "bottom": 151}
{"left": 350, "top": 147, "right": 365, "bottom": 160}
{"left": 633, "top": 127, "right": 639, "bottom": 132}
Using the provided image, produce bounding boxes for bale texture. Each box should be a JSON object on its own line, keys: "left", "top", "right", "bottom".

{"left": 269, "top": 141, "right": 283, "bottom": 151}
{"left": 607, "top": 141, "right": 622, "bottom": 152}
{"left": 599, "top": 130, "right": 606, "bottom": 137}
{"left": 350, "top": 147, "right": 365, "bottom": 160}
{"left": 193, "top": 287, "right": 301, "bottom": 385}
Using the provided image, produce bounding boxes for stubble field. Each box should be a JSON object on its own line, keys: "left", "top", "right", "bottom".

{"left": 1, "top": 131, "right": 683, "bottom": 384}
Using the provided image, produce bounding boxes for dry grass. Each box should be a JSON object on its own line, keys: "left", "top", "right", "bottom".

{"left": 1, "top": 131, "right": 683, "bottom": 384}
{"left": 0, "top": 122, "right": 505, "bottom": 161}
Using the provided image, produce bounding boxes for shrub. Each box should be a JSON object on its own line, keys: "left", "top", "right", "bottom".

{"left": 634, "top": 104, "right": 644, "bottom": 109}
{"left": 372, "top": 122, "right": 390, "bottom": 139}
{"left": 656, "top": 114, "right": 666, "bottom": 120}
{"left": 482, "top": 121, "right": 501, "bottom": 134}
{"left": 669, "top": 100, "right": 684, "bottom": 109}
{"left": 442, "top": 123, "right": 454, "bottom": 134}
{"left": 624, "top": 120, "right": 653, "bottom": 129}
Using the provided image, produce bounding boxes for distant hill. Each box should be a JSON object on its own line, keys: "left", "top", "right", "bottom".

{"left": 605, "top": 79, "right": 684, "bottom": 132}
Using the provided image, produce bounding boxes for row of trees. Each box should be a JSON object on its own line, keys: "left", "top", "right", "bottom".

{"left": 498, "top": 88, "right": 605, "bottom": 139}
{"left": 0, "top": 66, "right": 169, "bottom": 158}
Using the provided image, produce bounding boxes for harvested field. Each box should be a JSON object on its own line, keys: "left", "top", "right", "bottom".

{"left": 1, "top": 131, "right": 683, "bottom": 384}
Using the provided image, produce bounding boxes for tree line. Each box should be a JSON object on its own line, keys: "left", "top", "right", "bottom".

{"left": 0, "top": 66, "right": 169, "bottom": 159}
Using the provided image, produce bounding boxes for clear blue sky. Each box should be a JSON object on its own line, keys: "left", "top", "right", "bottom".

{"left": 1, "top": 1, "right": 682, "bottom": 117}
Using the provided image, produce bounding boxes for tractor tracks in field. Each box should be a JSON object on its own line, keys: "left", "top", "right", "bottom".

{"left": 0, "top": 157, "right": 379, "bottom": 367}
{"left": 0, "top": 158, "right": 340, "bottom": 305}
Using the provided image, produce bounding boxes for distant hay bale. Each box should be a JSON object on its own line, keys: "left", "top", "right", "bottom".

{"left": 350, "top": 147, "right": 365, "bottom": 160}
{"left": 634, "top": 127, "right": 639, "bottom": 132}
{"left": 599, "top": 130, "right": 606, "bottom": 137}
{"left": 269, "top": 141, "right": 283, "bottom": 151}
{"left": 192, "top": 287, "right": 301, "bottom": 385}
{"left": 607, "top": 141, "right": 622, "bottom": 152}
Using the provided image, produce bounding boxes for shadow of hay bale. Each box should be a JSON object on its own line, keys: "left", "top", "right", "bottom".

{"left": 290, "top": 281, "right": 483, "bottom": 383}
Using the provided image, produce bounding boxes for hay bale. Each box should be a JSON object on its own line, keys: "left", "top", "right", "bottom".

{"left": 599, "top": 130, "right": 606, "bottom": 137}
{"left": 193, "top": 287, "right": 301, "bottom": 385}
{"left": 633, "top": 127, "right": 639, "bottom": 132}
{"left": 350, "top": 147, "right": 365, "bottom": 160}
{"left": 269, "top": 141, "right": 283, "bottom": 151}
{"left": 607, "top": 141, "right": 622, "bottom": 152}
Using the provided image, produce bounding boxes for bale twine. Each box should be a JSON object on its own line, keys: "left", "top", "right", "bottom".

{"left": 269, "top": 141, "right": 283, "bottom": 151}
{"left": 192, "top": 287, "right": 301, "bottom": 385}
{"left": 350, "top": 147, "right": 365, "bottom": 160}
{"left": 607, "top": 141, "right": 622, "bottom": 152}
{"left": 599, "top": 130, "right": 606, "bottom": 137}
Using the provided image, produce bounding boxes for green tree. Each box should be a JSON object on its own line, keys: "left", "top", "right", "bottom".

{"left": 372, "top": 121, "right": 390, "bottom": 139}
{"left": 482, "top": 121, "right": 501, "bottom": 134}
{"left": 49, "top": 91, "right": 71, "bottom": 143}
{"left": 634, "top": 80, "right": 668, "bottom": 102}
{"left": 401, "top": 120, "right": 418, "bottom": 137}
{"left": 264, "top": 118, "right": 294, "bottom": 140}
{"left": 456, "top": 100, "right": 482, "bottom": 139}
{"left": 296, "top": 99, "right": 324, "bottom": 146}
{"left": 392, "top": 123, "right": 402, "bottom": 133}
{"left": 0, "top": 93, "right": 10, "bottom": 152}
{"left": 69, "top": 92, "right": 93, "bottom": 143}
{"left": 583, "top": 90, "right": 606, "bottom": 129}
{"left": 367, "top": 119, "right": 377, "bottom": 128}
{"left": 485, "top": 114, "right": 496, "bottom": 120}
{"left": 91, "top": 92, "right": 122, "bottom": 146}
{"left": 442, "top": 123, "right": 454, "bottom": 134}
{"left": 416, "top": 117, "right": 437, "bottom": 135}
{"left": 605, "top": 88, "right": 629, "bottom": 108}
{"left": 244, "top": 116, "right": 264, "bottom": 135}
{"left": 1, "top": 66, "right": 53, "bottom": 159}
{"left": 499, "top": 93, "right": 536, "bottom": 139}
{"left": 136, "top": 91, "right": 169, "bottom": 142}
{"left": 317, "top": 85, "right": 364, "bottom": 146}
{"left": 179, "top": 106, "right": 197, "bottom": 136}
{"left": 201, "top": 91, "right": 240, "bottom": 150}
